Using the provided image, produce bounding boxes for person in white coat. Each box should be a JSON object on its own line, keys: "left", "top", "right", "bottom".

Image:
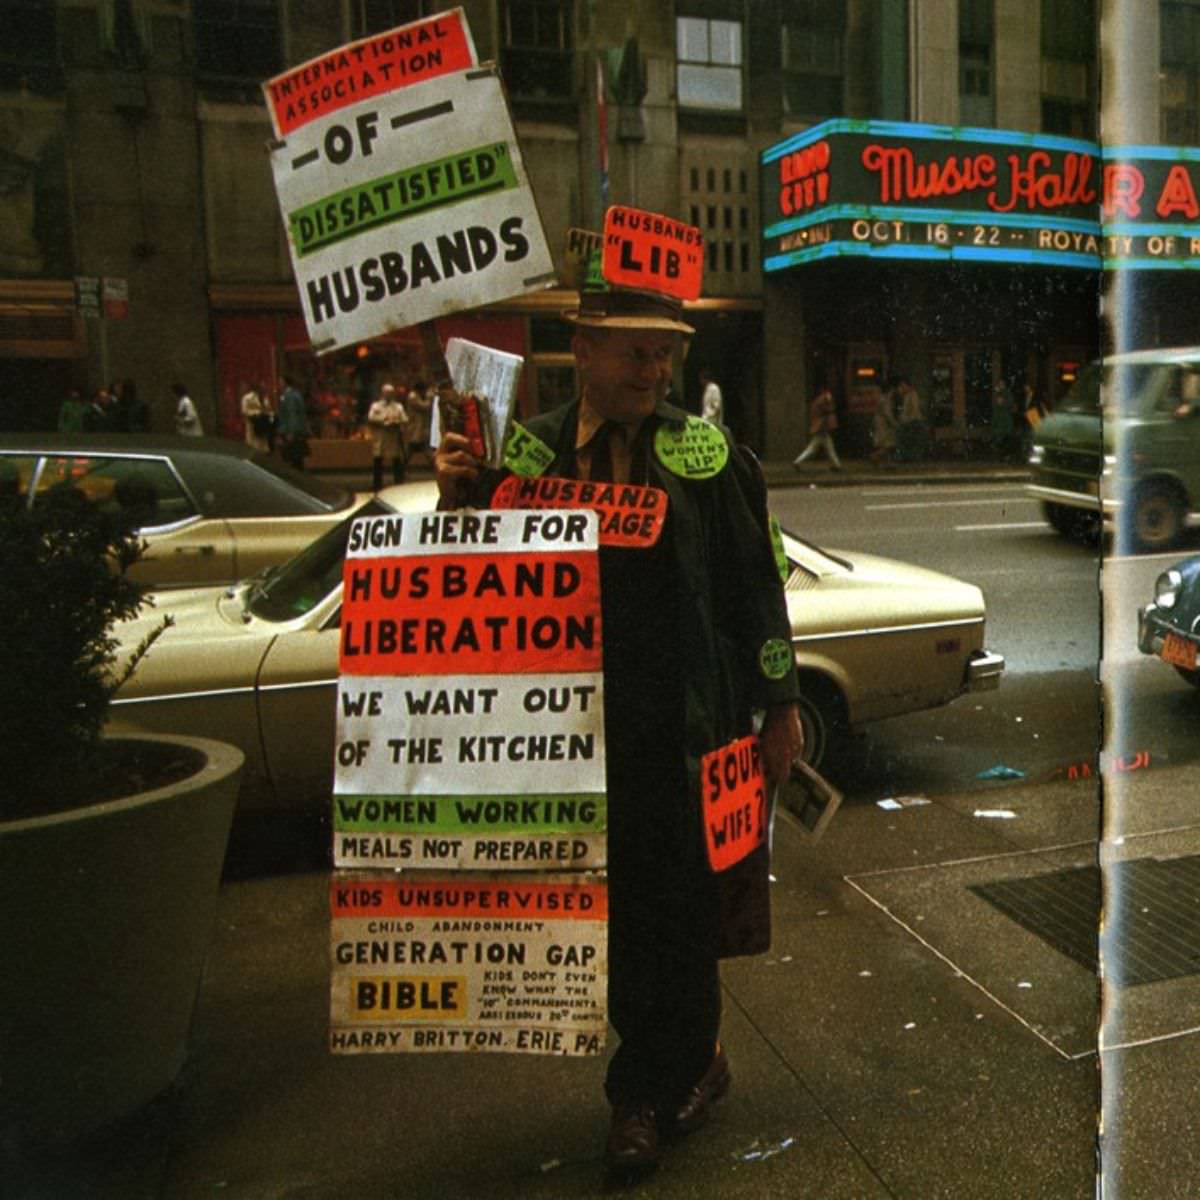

{"left": 173, "top": 382, "right": 202, "bottom": 436}
{"left": 699, "top": 368, "right": 723, "bottom": 424}
{"left": 367, "top": 383, "right": 409, "bottom": 490}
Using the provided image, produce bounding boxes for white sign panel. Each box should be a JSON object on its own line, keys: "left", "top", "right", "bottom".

{"left": 267, "top": 66, "right": 555, "bottom": 353}
{"left": 330, "top": 873, "right": 607, "bottom": 1056}
{"left": 334, "top": 510, "right": 606, "bottom": 871}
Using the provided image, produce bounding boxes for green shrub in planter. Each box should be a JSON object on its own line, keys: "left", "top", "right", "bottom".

{"left": 0, "top": 483, "right": 173, "bottom": 819}
{"left": 0, "top": 481, "right": 243, "bottom": 1152}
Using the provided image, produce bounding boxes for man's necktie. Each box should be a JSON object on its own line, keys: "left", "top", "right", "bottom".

{"left": 589, "top": 421, "right": 615, "bottom": 482}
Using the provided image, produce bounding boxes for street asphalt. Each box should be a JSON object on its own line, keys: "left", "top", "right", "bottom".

{"left": 19, "top": 454, "right": 1183, "bottom": 1199}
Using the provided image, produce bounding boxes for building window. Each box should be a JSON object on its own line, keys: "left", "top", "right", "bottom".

{"left": 1041, "top": 0, "right": 1096, "bottom": 137}
{"left": 193, "top": 0, "right": 281, "bottom": 89}
{"left": 1162, "top": 2, "right": 1200, "bottom": 143}
{"left": 352, "top": 0, "right": 439, "bottom": 37}
{"left": 959, "top": 0, "right": 993, "bottom": 126}
{"left": 0, "top": 0, "right": 61, "bottom": 94}
{"left": 781, "top": 0, "right": 845, "bottom": 119}
{"left": 500, "top": 0, "right": 574, "bottom": 101}
{"left": 676, "top": 15, "right": 743, "bottom": 110}
{"left": 683, "top": 150, "right": 759, "bottom": 296}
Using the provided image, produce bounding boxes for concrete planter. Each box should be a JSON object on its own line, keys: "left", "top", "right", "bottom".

{"left": 0, "top": 733, "right": 243, "bottom": 1151}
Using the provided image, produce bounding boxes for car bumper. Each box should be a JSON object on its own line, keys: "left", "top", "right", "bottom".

{"left": 965, "top": 649, "right": 1005, "bottom": 691}
{"left": 1025, "top": 482, "right": 1118, "bottom": 516}
{"left": 1138, "top": 603, "right": 1200, "bottom": 666}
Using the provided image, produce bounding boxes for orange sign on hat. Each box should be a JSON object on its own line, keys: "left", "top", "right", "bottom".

{"left": 601, "top": 206, "right": 704, "bottom": 302}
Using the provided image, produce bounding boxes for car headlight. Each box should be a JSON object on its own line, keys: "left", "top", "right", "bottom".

{"left": 1155, "top": 568, "right": 1183, "bottom": 609}
{"left": 1028, "top": 444, "right": 1044, "bottom": 466}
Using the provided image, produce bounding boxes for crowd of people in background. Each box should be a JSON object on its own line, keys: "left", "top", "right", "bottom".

{"left": 57, "top": 380, "right": 150, "bottom": 434}
{"left": 55, "top": 365, "right": 1051, "bottom": 474}
{"left": 790, "top": 372, "right": 1050, "bottom": 469}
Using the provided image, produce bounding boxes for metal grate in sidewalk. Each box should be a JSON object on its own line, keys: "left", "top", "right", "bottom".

{"left": 970, "top": 854, "right": 1200, "bottom": 988}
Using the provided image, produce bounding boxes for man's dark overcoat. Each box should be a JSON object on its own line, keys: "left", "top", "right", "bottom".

{"left": 471, "top": 396, "right": 800, "bottom": 957}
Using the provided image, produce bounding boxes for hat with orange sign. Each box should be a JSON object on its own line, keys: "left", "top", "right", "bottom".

{"left": 561, "top": 205, "right": 703, "bottom": 334}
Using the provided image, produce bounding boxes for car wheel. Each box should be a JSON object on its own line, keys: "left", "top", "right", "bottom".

{"left": 1042, "top": 501, "right": 1076, "bottom": 535}
{"left": 1131, "top": 483, "right": 1185, "bottom": 552}
{"left": 791, "top": 676, "right": 845, "bottom": 772}
{"left": 1174, "top": 665, "right": 1200, "bottom": 689}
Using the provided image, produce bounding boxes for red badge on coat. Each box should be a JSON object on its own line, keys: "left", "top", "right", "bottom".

{"left": 701, "top": 735, "right": 769, "bottom": 872}
{"left": 491, "top": 475, "right": 667, "bottom": 548}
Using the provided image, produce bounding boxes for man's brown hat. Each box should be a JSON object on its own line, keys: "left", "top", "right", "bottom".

{"left": 562, "top": 285, "right": 695, "bottom": 334}
{"left": 560, "top": 214, "right": 697, "bottom": 334}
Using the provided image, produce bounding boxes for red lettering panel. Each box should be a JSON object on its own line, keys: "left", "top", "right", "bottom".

{"left": 601, "top": 206, "right": 703, "bottom": 301}
{"left": 264, "top": 11, "right": 477, "bottom": 136}
{"left": 701, "top": 735, "right": 768, "bottom": 872}
{"left": 339, "top": 550, "right": 602, "bottom": 675}
{"left": 491, "top": 476, "right": 668, "bottom": 548}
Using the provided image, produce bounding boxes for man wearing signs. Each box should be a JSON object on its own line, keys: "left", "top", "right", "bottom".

{"left": 436, "top": 208, "right": 803, "bottom": 1176}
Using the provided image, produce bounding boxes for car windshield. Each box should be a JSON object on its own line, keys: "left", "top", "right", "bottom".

{"left": 780, "top": 528, "right": 851, "bottom": 573}
{"left": 1058, "top": 362, "right": 1103, "bottom": 414}
{"left": 247, "top": 497, "right": 391, "bottom": 621}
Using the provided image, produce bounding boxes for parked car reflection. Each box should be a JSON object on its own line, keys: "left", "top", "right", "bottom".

{"left": 0, "top": 434, "right": 369, "bottom": 588}
{"left": 109, "top": 480, "right": 1004, "bottom": 811}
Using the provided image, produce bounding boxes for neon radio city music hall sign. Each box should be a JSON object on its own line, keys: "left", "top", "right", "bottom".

{"left": 761, "top": 119, "right": 1200, "bottom": 270}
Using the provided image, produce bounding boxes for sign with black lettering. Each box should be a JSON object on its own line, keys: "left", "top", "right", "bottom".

{"left": 266, "top": 60, "right": 554, "bottom": 353}
{"left": 334, "top": 510, "right": 606, "bottom": 870}
{"left": 491, "top": 475, "right": 667, "bottom": 548}
{"left": 601, "top": 205, "right": 704, "bottom": 301}
{"left": 329, "top": 874, "right": 607, "bottom": 1056}
{"left": 263, "top": 9, "right": 477, "bottom": 137}
{"left": 701, "top": 735, "right": 768, "bottom": 872}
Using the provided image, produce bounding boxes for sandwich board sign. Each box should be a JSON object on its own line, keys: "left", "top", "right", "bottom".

{"left": 333, "top": 509, "right": 607, "bottom": 872}
{"left": 263, "top": 10, "right": 555, "bottom": 353}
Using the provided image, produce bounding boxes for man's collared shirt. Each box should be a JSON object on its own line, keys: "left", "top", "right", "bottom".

{"left": 575, "top": 398, "right": 647, "bottom": 484}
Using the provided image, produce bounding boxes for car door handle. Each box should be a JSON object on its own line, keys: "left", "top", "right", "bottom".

{"left": 174, "top": 544, "right": 216, "bottom": 556}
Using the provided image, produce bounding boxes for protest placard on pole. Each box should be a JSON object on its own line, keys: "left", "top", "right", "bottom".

{"left": 333, "top": 509, "right": 606, "bottom": 871}
{"left": 330, "top": 873, "right": 607, "bottom": 1056}
{"left": 264, "top": 33, "right": 556, "bottom": 354}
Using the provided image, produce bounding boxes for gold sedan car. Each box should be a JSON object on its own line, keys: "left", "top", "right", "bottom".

{"left": 109, "top": 481, "right": 1003, "bottom": 809}
{"left": 0, "top": 434, "right": 370, "bottom": 588}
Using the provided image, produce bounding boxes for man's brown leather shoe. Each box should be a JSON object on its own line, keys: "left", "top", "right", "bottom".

{"left": 667, "top": 1046, "right": 731, "bottom": 1137}
{"left": 605, "top": 1104, "right": 660, "bottom": 1173}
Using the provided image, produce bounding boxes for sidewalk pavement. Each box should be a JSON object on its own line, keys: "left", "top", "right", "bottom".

{"left": 14, "top": 760, "right": 1152, "bottom": 1199}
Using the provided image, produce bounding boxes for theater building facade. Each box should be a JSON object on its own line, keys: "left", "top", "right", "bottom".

{"left": 759, "top": 120, "right": 1102, "bottom": 456}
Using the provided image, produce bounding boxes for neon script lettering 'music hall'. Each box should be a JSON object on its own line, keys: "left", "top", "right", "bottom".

{"left": 761, "top": 117, "right": 1200, "bottom": 270}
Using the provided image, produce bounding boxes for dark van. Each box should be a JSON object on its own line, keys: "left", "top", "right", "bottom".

{"left": 1027, "top": 347, "right": 1200, "bottom": 551}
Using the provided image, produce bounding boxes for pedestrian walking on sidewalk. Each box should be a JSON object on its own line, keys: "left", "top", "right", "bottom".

{"left": 870, "top": 381, "right": 898, "bottom": 465}
{"left": 896, "top": 377, "right": 926, "bottom": 461}
{"left": 277, "top": 376, "right": 309, "bottom": 469}
{"left": 435, "top": 233, "right": 803, "bottom": 1182}
{"left": 793, "top": 386, "right": 842, "bottom": 469}
{"left": 699, "top": 368, "right": 723, "bottom": 424}
{"left": 367, "top": 383, "right": 409, "bottom": 489}
{"left": 172, "top": 382, "right": 202, "bottom": 437}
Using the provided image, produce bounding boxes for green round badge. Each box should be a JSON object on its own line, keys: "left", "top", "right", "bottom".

{"left": 503, "top": 422, "right": 556, "bottom": 477}
{"left": 759, "top": 638, "right": 793, "bottom": 681}
{"left": 654, "top": 416, "right": 729, "bottom": 479}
